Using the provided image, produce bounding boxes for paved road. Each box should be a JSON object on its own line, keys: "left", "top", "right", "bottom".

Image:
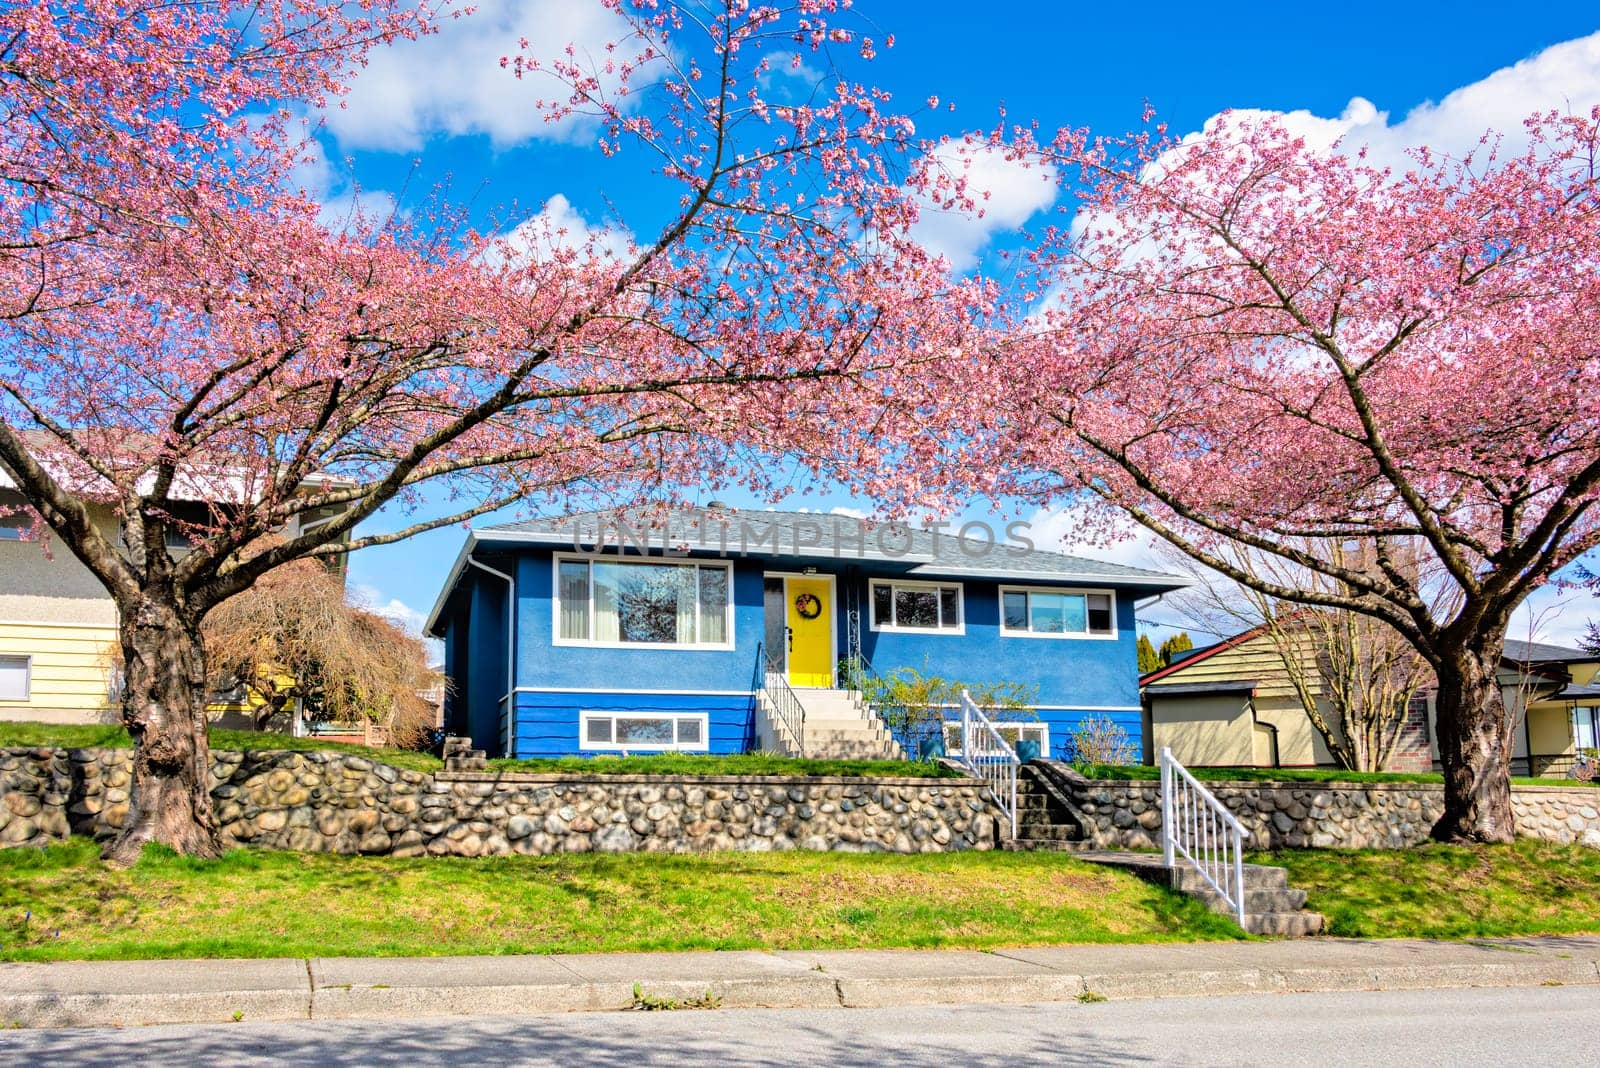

{"left": 2, "top": 985, "right": 1594, "bottom": 1066}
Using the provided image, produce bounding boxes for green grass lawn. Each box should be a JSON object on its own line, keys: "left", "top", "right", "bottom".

{"left": 0, "top": 721, "right": 444, "bottom": 773}
{"left": 0, "top": 722, "right": 954, "bottom": 779}
{"left": 1258, "top": 839, "right": 1600, "bottom": 939}
{"left": 485, "top": 754, "right": 960, "bottom": 778}
{"left": 0, "top": 840, "right": 1240, "bottom": 961}
{"left": 1077, "top": 763, "right": 1598, "bottom": 789}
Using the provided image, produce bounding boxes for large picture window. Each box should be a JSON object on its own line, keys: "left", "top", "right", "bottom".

{"left": 556, "top": 556, "right": 731, "bottom": 647}
{"left": 580, "top": 711, "right": 710, "bottom": 752}
{"left": 1000, "top": 586, "right": 1116, "bottom": 638}
{"left": 869, "top": 579, "right": 963, "bottom": 633}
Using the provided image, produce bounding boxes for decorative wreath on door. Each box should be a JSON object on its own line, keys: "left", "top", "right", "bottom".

{"left": 793, "top": 593, "right": 823, "bottom": 620}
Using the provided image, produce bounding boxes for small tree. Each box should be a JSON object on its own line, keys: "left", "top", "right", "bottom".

{"left": 202, "top": 560, "right": 437, "bottom": 747}
{"left": 1156, "top": 633, "right": 1193, "bottom": 668}
{"left": 856, "top": 663, "right": 1035, "bottom": 756}
{"left": 1136, "top": 634, "right": 1161, "bottom": 674}
{"left": 1175, "top": 541, "right": 1437, "bottom": 772}
{"left": 1066, "top": 715, "right": 1136, "bottom": 769}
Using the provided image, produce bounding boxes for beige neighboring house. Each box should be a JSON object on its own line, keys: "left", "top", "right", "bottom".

{"left": 1140, "top": 629, "right": 1599, "bottom": 778}
{"left": 0, "top": 440, "right": 348, "bottom": 726}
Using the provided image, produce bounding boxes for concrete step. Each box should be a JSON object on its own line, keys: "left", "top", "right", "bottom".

{"left": 1242, "top": 911, "right": 1325, "bottom": 937}
{"left": 1190, "top": 887, "right": 1309, "bottom": 913}
{"left": 803, "top": 717, "right": 890, "bottom": 733}
{"left": 1013, "top": 822, "right": 1081, "bottom": 842}
{"left": 1170, "top": 863, "right": 1289, "bottom": 893}
{"left": 1002, "top": 838, "right": 1095, "bottom": 853}
{"left": 805, "top": 745, "right": 904, "bottom": 760}
{"left": 444, "top": 755, "right": 487, "bottom": 771}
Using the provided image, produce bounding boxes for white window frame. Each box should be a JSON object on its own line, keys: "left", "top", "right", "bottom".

{"left": 867, "top": 578, "right": 965, "bottom": 635}
{"left": 0, "top": 654, "right": 31, "bottom": 701}
{"left": 943, "top": 719, "right": 1048, "bottom": 758}
{"left": 552, "top": 553, "right": 735, "bottom": 651}
{"left": 1575, "top": 706, "right": 1599, "bottom": 751}
{"left": 579, "top": 710, "right": 711, "bottom": 752}
{"left": 998, "top": 585, "right": 1118, "bottom": 640}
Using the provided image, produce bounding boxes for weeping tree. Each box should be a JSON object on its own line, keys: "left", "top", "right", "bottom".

{"left": 0, "top": 0, "right": 982, "bottom": 862}
{"left": 202, "top": 559, "right": 438, "bottom": 745}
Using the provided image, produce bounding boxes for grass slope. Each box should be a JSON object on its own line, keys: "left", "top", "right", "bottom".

{"left": 1260, "top": 839, "right": 1600, "bottom": 939}
{"left": 0, "top": 722, "right": 955, "bottom": 779}
{"left": 485, "top": 754, "right": 960, "bottom": 778}
{"left": 0, "top": 841, "right": 1240, "bottom": 961}
{"left": 1078, "top": 764, "right": 1598, "bottom": 789}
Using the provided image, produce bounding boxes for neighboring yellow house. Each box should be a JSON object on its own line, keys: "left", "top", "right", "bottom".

{"left": 1140, "top": 630, "right": 1596, "bottom": 777}
{"left": 1, "top": 454, "right": 349, "bottom": 727}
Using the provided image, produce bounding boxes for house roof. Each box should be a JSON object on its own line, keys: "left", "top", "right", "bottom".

{"left": 1502, "top": 639, "right": 1591, "bottom": 665}
{"left": 1553, "top": 682, "right": 1600, "bottom": 700}
{"left": 1143, "top": 680, "right": 1257, "bottom": 699}
{"left": 0, "top": 428, "right": 354, "bottom": 504}
{"left": 1139, "top": 629, "right": 1260, "bottom": 685}
{"left": 1141, "top": 625, "right": 1593, "bottom": 691}
{"left": 424, "top": 505, "right": 1191, "bottom": 635}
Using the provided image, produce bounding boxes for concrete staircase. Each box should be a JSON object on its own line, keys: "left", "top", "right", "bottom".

{"left": 1004, "top": 762, "right": 1091, "bottom": 852}
{"left": 1002, "top": 763, "right": 1324, "bottom": 936}
{"left": 1072, "top": 850, "right": 1326, "bottom": 937}
{"left": 755, "top": 688, "right": 906, "bottom": 760}
{"left": 441, "top": 735, "right": 487, "bottom": 772}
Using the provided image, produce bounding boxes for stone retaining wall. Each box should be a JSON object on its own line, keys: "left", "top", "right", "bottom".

{"left": 0, "top": 747, "right": 1001, "bottom": 856}
{"left": 1059, "top": 771, "right": 1600, "bottom": 851}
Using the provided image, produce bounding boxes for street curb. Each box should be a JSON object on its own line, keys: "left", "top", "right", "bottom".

{"left": 2, "top": 941, "right": 1597, "bottom": 1029}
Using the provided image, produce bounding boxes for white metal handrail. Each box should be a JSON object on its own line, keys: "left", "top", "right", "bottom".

{"left": 1160, "top": 746, "right": 1250, "bottom": 927}
{"left": 957, "top": 689, "right": 1019, "bottom": 838}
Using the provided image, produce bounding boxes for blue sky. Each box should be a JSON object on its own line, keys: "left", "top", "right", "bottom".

{"left": 322, "top": 1, "right": 1600, "bottom": 648}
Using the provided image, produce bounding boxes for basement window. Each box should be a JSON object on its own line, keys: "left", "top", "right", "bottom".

{"left": 580, "top": 711, "right": 709, "bottom": 752}
{"left": 0, "top": 655, "right": 31, "bottom": 701}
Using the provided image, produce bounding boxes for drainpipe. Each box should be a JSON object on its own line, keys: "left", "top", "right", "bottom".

{"left": 467, "top": 556, "right": 516, "bottom": 757}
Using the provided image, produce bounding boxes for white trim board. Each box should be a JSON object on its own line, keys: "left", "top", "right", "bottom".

{"left": 513, "top": 686, "right": 758, "bottom": 697}
{"left": 0, "top": 618, "right": 119, "bottom": 631}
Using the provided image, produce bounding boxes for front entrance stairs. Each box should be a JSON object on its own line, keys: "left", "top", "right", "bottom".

{"left": 1000, "top": 763, "right": 1324, "bottom": 936}
{"left": 754, "top": 687, "right": 905, "bottom": 760}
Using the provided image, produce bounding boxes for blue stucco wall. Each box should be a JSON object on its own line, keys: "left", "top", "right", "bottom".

{"left": 855, "top": 578, "right": 1141, "bottom": 710}
{"left": 444, "top": 543, "right": 1151, "bottom": 759}
{"left": 513, "top": 691, "right": 756, "bottom": 758}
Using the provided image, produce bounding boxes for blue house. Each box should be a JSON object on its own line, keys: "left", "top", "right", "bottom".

{"left": 423, "top": 507, "right": 1188, "bottom": 760}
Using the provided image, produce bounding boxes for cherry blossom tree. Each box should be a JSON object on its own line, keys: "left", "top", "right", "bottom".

{"left": 977, "top": 109, "right": 1600, "bottom": 842}
{"left": 0, "top": 1, "right": 980, "bottom": 862}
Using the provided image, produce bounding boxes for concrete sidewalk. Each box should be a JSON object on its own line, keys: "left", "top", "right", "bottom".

{"left": 3, "top": 937, "right": 1598, "bottom": 1029}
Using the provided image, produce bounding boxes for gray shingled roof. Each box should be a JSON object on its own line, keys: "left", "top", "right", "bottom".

{"left": 1503, "top": 639, "right": 1590, "bottom": 664}
{"left": 475, "top": 506, "right": 1188, "bottom": 588}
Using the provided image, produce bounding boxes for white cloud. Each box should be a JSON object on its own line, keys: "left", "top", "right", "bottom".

{"left": 909, "top": 144, "right": 1058, "bottom": 272}
{"left": 325, "top": 0, "right": 640, "bottom": 151}
{"left": 351, "top": 584, "right": 428, "bottom": 634}
{"left": 486, "top": 194, "right": 635, "bottom": 269}
{"left": 1182, "top": 32, "right": 1600, "bottom": 171}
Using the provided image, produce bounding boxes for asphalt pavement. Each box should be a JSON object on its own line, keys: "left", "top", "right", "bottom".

{"left": 0, "top": 985, "right": 1594, "bottom": 1066}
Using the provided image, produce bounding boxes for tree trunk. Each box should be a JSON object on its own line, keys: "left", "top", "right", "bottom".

{"left": 103, "top": 592, "right": 221, "bottom": 866}
{"left": 1430, "top": 644, "right": 1516, "bottom": 843}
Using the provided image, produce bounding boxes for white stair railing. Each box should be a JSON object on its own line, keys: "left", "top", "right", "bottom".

{"left": 957, "top": 689, "right": 1019, "bottom": 839}
{"left": 1160, "top": 747, "right": 1249, "bottom": 927}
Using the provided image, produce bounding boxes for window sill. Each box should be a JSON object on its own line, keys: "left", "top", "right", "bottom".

{"left": 553, "top": 639, "right": 736, "bottom": 652}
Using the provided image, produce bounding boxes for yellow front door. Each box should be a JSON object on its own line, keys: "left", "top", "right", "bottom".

{"left": 784, "top": 577, "right": 833, "bottom": 687}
